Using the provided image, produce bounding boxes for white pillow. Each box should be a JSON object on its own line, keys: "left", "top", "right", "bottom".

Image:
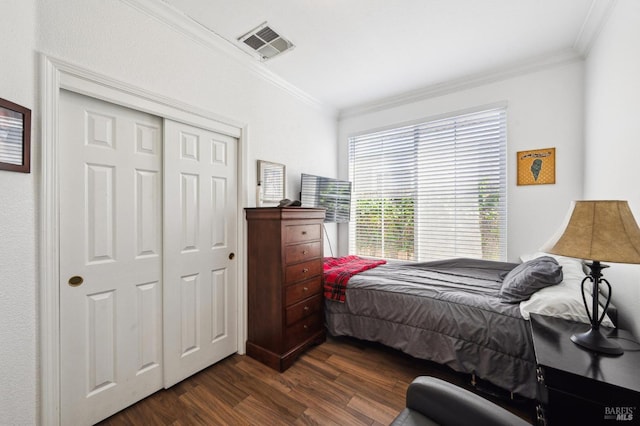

{"left": 518, "top": 252, "right": 614, "bottom": 327}
{"left": 520, "top": 281, "right": 614, "bottom": 327}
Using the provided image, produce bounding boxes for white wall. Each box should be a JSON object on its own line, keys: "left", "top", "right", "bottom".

{"left": 0, "top": 0, "right": 337, "bottom": 423}
{"left": 36, "top": 0, "right": 337, "bottom": 198}
{"left": 584, "top": 0, "right": 640, "bottom": 336}
{"left": 338, "top": 62, "right": 585, "bottom": 262}
{"left": 0, "top": 1, "right": 38, "bottom": 425}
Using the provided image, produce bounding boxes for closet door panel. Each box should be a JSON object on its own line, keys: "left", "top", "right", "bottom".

{"left": 59, "top": 90, "right": 163, "bottom": 425}
{"left": 163, "top": 119, "right": 238, "bottom": 387}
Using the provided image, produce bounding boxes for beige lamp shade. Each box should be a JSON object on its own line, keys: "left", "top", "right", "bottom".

{"left": 542, "top": 200, "right": 640, "bottom": 264}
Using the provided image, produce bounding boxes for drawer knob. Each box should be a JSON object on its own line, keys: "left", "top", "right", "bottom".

{"left": 303, "top": 325, "right": 308, "bottom": 330}
{"left": 303, "top": 287, "right": 308, "bottom": 292}
{"left": 302, "top": 250, "right": 308, "bottom": 255}
{"left": 303, "top": 306, "right": 309, "bottom": 311}
{"left": 302, "top": 231, "right": 307, "bottom": 235}
{"left": 302, "top": 268, "right": 309, "bottom": 273}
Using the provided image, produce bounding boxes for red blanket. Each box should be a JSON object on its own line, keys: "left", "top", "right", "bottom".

{"left": 323, "top": 255, "right": 386, "bottom": 302}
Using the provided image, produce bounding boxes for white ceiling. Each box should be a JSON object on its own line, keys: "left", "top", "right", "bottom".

{"left": 161, "top": 0, "right": 609, "bottom": 112}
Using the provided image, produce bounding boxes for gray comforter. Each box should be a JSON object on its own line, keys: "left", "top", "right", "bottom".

{"left": 324, "top": 258, "right": 538, "bottom": 399}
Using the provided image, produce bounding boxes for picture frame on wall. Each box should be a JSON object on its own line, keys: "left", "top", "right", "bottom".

{"left": 0, "top": 97, "right": 31, "bottom": 173}
{"left": 257, "top": 160, "right": 286, "bottom": 206}
{"left": 517, "top": 147, "right": 555, "bottom": 185}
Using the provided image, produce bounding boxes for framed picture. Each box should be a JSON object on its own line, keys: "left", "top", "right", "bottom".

{"left": 517, "top": 147, "right": 555, "bottom": 185}
{"left": 257, "top": 160, "right": 286, "bottom": 205}
{"left": 0, "top": 97, "right": 31, "bottom": 173}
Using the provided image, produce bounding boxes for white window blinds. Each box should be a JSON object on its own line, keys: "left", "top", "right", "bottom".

{"left": 348, "top": 107, "right": 507, "bottom": 261}
{"left": 0, "top": 113, "right": 24, "bottom": 166}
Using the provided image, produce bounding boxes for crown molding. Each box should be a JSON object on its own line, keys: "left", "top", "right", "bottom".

{"left": 119, "top": 0, "right": 335, "bottom": 116}
{"left": 338, "top": 48, "right": 583, "bottom": 121}
{"left": 573, "top": 0, "right": 618, "bottom": 57}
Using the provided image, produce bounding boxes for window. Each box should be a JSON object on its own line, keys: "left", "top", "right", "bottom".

{"left": 348, "top": 107, "right": 507, "bottom": 261}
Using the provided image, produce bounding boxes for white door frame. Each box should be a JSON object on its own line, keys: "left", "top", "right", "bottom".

{"left": 39, "top": 55, "right": 248, "bottom": 426}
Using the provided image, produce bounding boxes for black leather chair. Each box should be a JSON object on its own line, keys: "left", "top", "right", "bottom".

{"left": 390, "top": 377, "right": 531, "bottom": 426}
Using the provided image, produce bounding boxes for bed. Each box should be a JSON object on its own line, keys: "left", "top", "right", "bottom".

{"left": 323, "top": 254, "right": 616, "bottom": 400}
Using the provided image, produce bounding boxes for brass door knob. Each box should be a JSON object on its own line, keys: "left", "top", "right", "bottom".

{"left": 68, "top": 276, "right": 84, "bottom": 287}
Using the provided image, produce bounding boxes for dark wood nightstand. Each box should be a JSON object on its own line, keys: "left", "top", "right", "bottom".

{"left": 530, "top": 313, "right": 640, "bottom": 425}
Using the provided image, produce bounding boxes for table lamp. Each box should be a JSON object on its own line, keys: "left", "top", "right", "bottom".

{"left": 542, "top": 200, "right": 640, "bottom": 355}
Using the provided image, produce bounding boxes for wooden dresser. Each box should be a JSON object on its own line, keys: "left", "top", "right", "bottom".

{"left": 245, "top": 207, "right": 326, "bottom": 371}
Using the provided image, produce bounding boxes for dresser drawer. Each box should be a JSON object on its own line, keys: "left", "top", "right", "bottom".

{"left": 285, "top": 313, "right": 323, "bottom": 350}
{"left": 285, "top": 259, "right": 322, "bottom": 284}
{"left": 285, "top": 241, "right": 322, "bottom": 264}
{"left": 285, "top": 277, "right": 322, "bottom": 306}
{"left": 285, "top": 294, "right": 322, "bottom": 326}
{"left": 285, "top": 224, "right": 321, "bottom": 244}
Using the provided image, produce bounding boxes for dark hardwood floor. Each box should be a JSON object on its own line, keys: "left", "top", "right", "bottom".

{"left": 98, "top": 336, "right": 535, "bottom": 425}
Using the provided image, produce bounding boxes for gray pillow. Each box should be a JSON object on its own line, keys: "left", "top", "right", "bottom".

{"left": 500, "top": 256, "right": 563, "bottom": 303}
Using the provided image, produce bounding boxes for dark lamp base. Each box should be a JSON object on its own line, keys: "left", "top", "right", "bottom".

{"left": 571, "top": 328, "right": 623, "bottom": 356}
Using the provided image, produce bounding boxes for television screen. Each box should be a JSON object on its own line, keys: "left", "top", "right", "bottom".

{"left": 300, "top": 173, "right": 352, "bottom": 223}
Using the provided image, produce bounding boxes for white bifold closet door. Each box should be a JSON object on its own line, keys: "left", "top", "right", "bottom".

{"left": 59, "top": 91, "right": 238, "bottom": 425}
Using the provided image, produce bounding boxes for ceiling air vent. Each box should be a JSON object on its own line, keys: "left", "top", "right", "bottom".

{"left": 238, "top": 22, "right": 294, "bottom": 61}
